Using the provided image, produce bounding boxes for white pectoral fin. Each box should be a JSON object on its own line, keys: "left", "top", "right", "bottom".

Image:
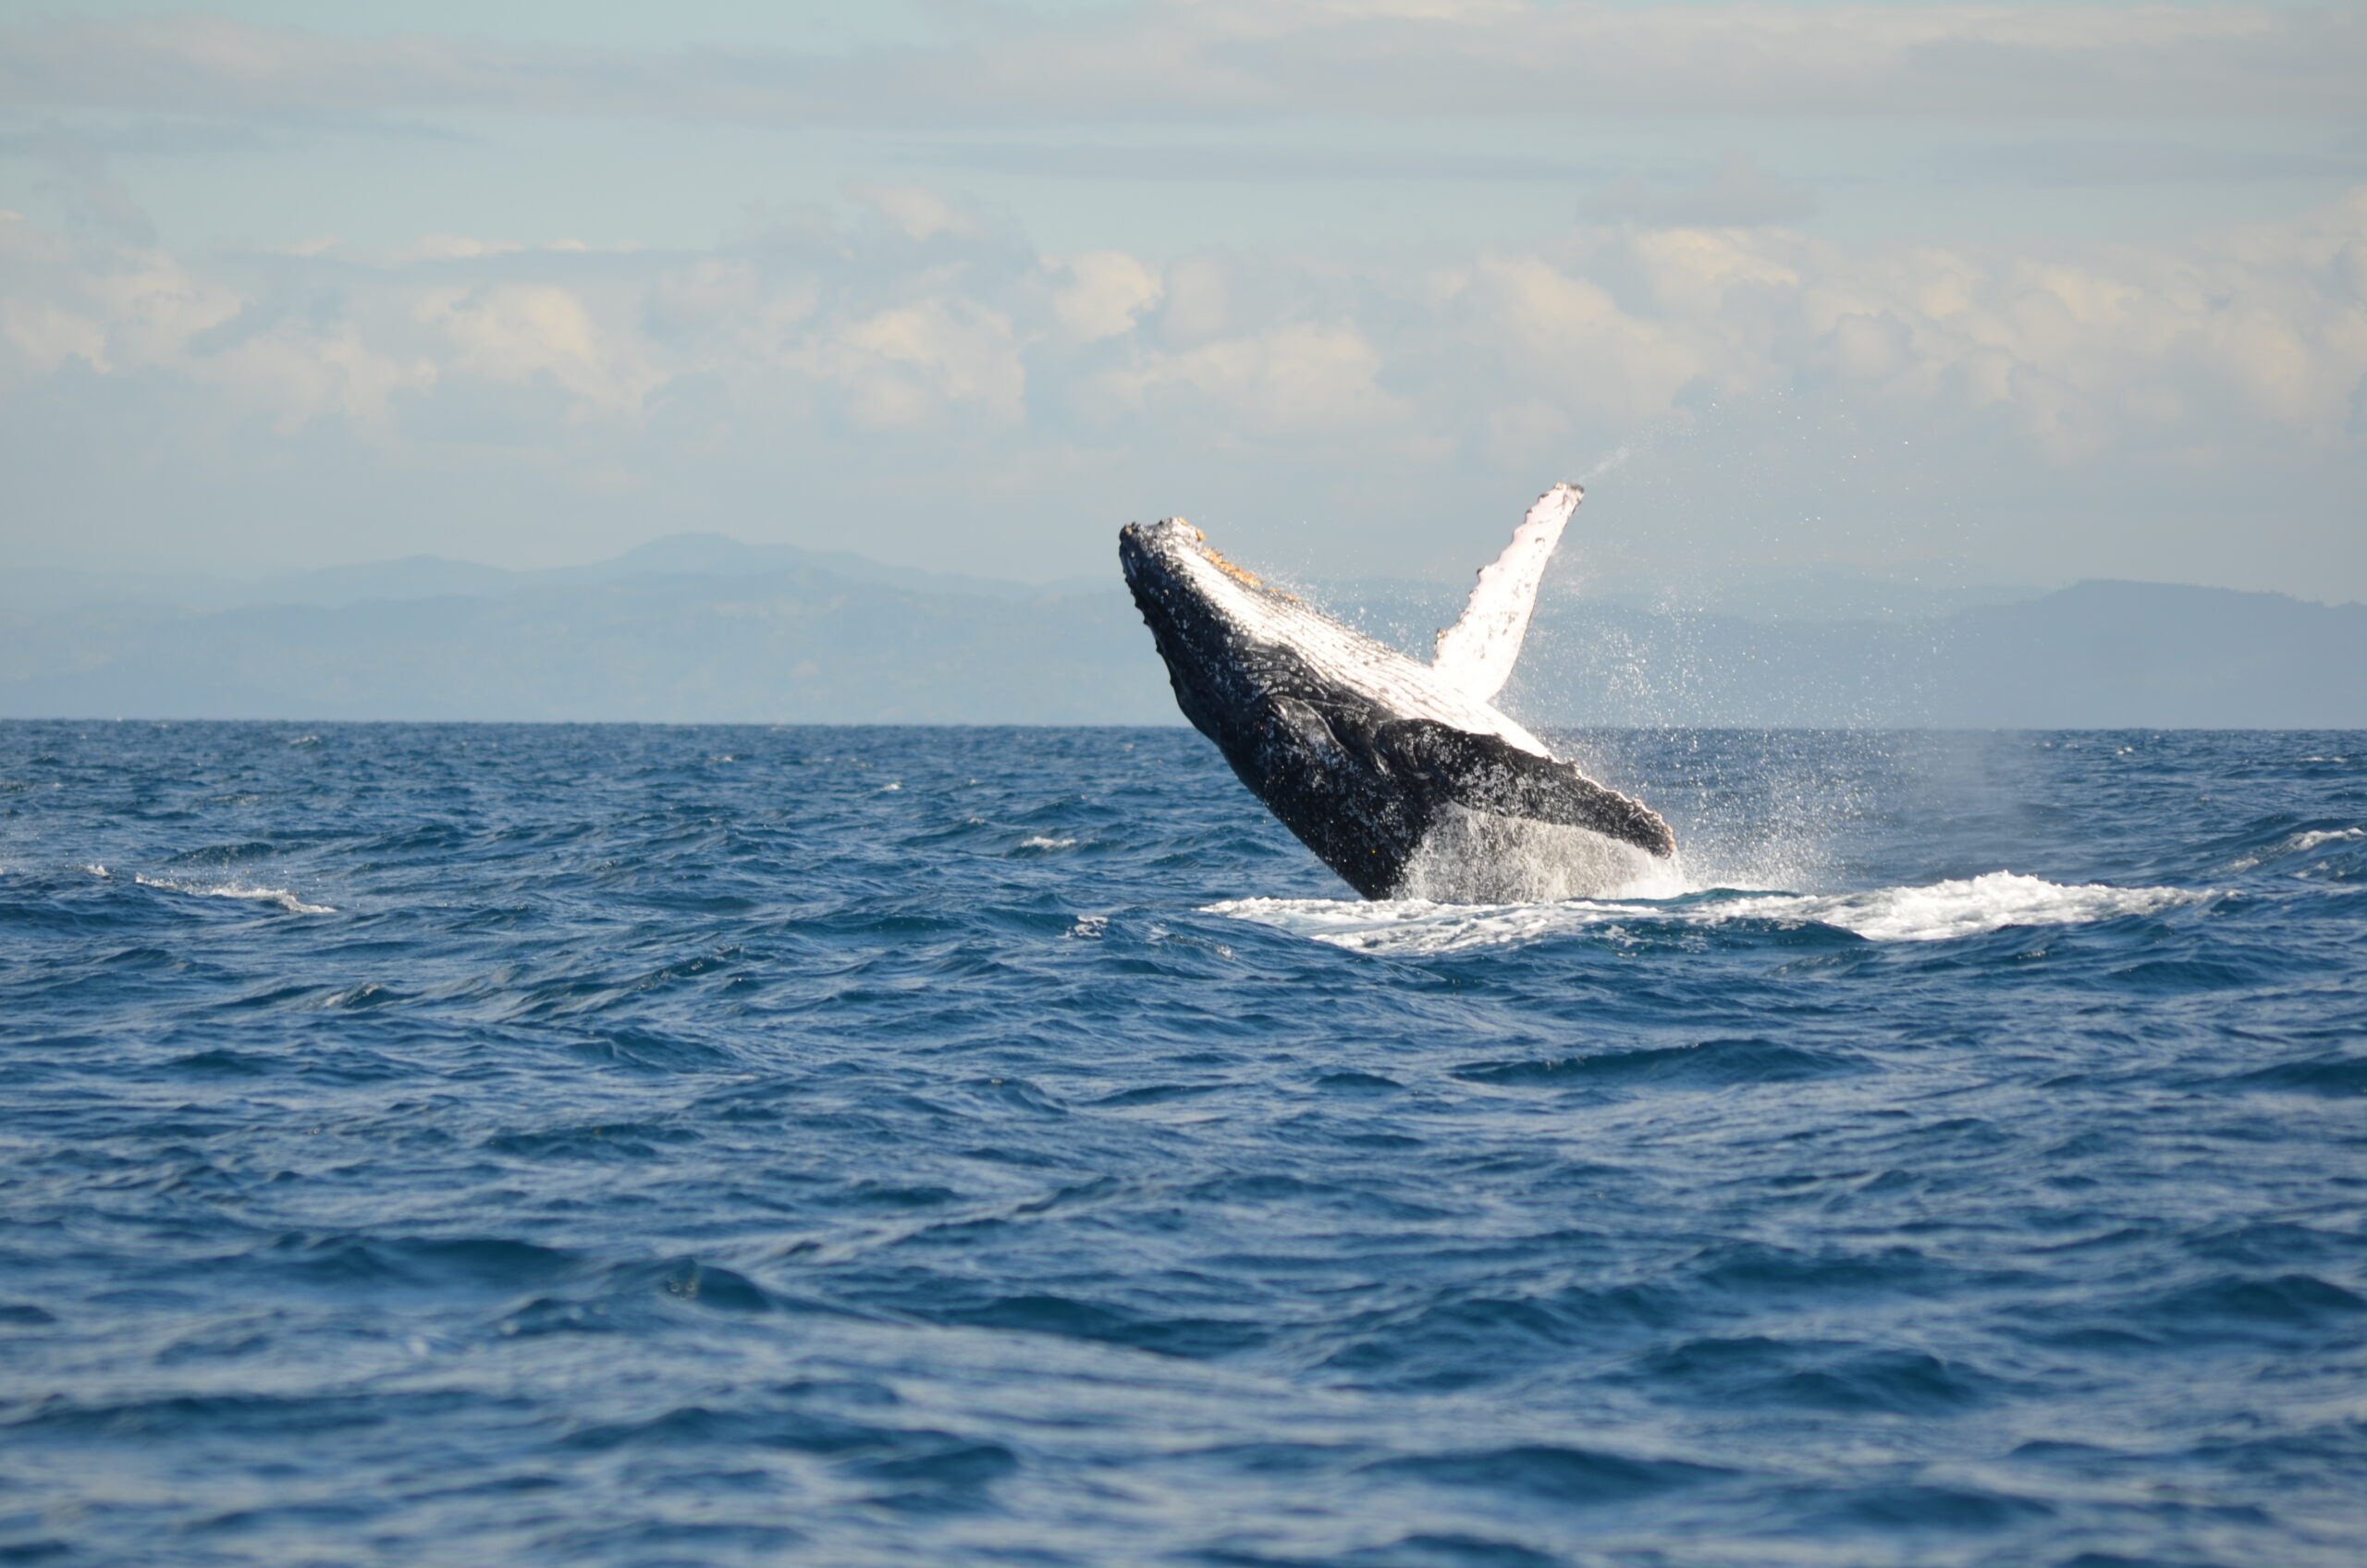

{"left": 1429, "top": 483, "right": 1583, "bottom": 703}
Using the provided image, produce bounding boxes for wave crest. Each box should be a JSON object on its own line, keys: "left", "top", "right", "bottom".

{"left": 1212, "top": 871, "right": 2199, "bottom": 954}
{"left": 133, "top": 873, "right": 336, "bottom": 915}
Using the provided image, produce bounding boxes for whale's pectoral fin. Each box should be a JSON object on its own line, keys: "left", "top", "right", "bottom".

{"left": 1430, "top": 483, "right": 1583, "bottom": 704}
{"left": 1372, "top": 717, "right": 1675, "bottom": 858}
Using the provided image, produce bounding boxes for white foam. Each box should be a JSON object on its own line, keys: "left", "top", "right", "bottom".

{"left": 134, "top": 873, "right": 335, "bottom": 915}
{"left": 1213, "top": 896, "right": 1627, "bottom": 955}
{"left": 1211, "top": 871, "right": 2197, "bottom": 955}
{"left": 2229, "top": 826, "right": 2362, "bottom": 869}
{"left": 1021, "top": 835, "right": 1079, "bottom": 850}
{"left": 1395, "top": 806, "right": 1684, "bottom": 903}
{"left": 1735, "top": 873, "right": 2193, "bottom": 943}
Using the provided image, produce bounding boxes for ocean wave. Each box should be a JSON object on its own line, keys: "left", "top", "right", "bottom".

{"left": 1211, "top": 871, "right": 2199, "bottom": 954}
{"left": 4, "top": 722, "right": 2358, "bottom": 1568}
{"left": 2226, "top": 824, "right": 2363, "bottom": 871}
{"left": 132, "top": 873, "right": 336, "bottom": 915}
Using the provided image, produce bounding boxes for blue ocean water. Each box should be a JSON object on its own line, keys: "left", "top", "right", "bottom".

{"left": 1, "top": 720, "right": 2361, "bottom": 1568}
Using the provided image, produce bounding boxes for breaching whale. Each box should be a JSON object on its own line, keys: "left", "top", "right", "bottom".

{"left": 1119, "top": 484, "right": 1674, "bottom": 902}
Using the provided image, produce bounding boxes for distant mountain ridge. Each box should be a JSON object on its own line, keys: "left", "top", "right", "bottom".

{"left": 3, "top": 538, "right": 2360, "bottom": 727}
{"left": 2, "top": 533, "right": 1107, "bottom": 616}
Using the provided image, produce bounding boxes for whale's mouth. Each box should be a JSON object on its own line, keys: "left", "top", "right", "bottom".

{"left": 1118, "top": 521, "right": 1245, "bottom": 729}
{"left": 1195, "top": 538, "right": 1267, "bottom": 591}
{"left": 1120, "top": 520, "right": 1254, "bottom": 648}
{"left": 1120, "top": 520, "right": 1295, "bottom": 619}
{"left": 1115, "top": 520, "right": 1192, "bottom": 594}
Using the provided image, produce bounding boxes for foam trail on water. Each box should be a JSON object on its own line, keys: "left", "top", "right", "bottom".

{"left": 1737, "top": 873, "right": 2196, "bottom": 943}
{"left": 1211, "top": 872, "right": 2201, "bottom": 955}
{"left": 134, "top": 873, "right": 336, "bottom": 915}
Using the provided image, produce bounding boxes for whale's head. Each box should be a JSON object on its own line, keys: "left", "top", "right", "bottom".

{"left": 1117, "top": 517, "right": 1249, "bottom": 616}
{"left": 1123, "top": 517, "right": 1476, "bottom": 896}
{"left": 1114, "top": 516, "right": 1208, "bottom": 606}
{"left": 1116, "top": 518, "right": 1281, "bottom": 729}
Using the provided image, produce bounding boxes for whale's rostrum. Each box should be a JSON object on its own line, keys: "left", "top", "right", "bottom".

{"left": 1119, "top": 484, "right": 1674, "bottom": 901}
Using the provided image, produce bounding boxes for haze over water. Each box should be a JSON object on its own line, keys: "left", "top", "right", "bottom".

{"left": 2, "top": 720, "right": 2361, "bottom": 1565}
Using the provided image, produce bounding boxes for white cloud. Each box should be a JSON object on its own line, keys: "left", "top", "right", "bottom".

{"left": 1, "top": 184, "right": 2362, "bottom": 590}
{"left": 824, "top": 297, "right": 1028, "bottom": 429}
{"left": 1050, "top": 251, "right": 1164, "bottom": 344}
{"left": 846, "top": 184, "right": 989, "bottom": 244}
{"left": 1109, "top": 319, "right": 1409, "bottom": 434}
{"left": 1455, "top": 253, "right": 1708, "bottom": 421}
{"left": 415, "top": 283, "right": 656, "bottom": 421}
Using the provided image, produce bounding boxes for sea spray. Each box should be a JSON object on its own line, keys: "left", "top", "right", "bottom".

{"left": 1213, "top": 871, "right": 2205, "bottom": 956}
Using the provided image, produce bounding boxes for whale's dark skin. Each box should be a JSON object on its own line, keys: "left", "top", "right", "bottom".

{"left": 1120, "top": 519, "right": 1673, "bottom": 900}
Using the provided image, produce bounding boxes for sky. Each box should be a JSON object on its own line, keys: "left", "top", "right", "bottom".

{"left": 2, "top": 1, "right": 2363, "bottom": 599}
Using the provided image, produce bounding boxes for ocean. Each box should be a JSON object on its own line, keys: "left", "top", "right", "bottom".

{"left": 1, "top": 720, "right": 2361, "bottom": 1567}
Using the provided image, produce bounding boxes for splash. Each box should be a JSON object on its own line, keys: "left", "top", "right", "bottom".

{"left": 1740, "top": 872, "right": 2197, "bottom": 943}
{"left": 1578, "top": 444, "right": 1633, "bottom": 484}
{"left": 1392, "top": 806, "right": 1685, "bottom": 902}
{"left": 1212, "top": 871, "right": 2201, "bottom": 955}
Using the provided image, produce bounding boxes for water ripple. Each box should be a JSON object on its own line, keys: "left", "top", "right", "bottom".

{"left": 0, "top": 721, "right": 2361, "bottom": 1565}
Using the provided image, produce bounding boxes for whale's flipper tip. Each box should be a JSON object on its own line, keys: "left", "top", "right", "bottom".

{"left": 1429, "top": 483, "right": 1585, "bottom": 704}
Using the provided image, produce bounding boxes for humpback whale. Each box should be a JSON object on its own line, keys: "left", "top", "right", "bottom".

{"left": 1120, "top": 484, "right": 1674, "bottom": 901}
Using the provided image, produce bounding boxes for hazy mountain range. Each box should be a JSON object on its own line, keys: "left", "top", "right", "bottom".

{"left": 3, "top": 536, "right": 2361, "bottom": 729}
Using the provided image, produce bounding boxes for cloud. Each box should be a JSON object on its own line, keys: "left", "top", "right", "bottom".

{"left": 26, "top": 127, "right": 153, "bottom": 245}
{"left": 2, "top": 4, "right": 2361, "bottom": 129}
{"left": 2, "top": 184, "right": 2363, "bottom": 591}
{"left": 845, "top": 184, "right": 991, "bottom": 244}
{"left": 901, "top": 140, "right": 1610, "bottom": 184}
{"left": 1109, "top": 320, "right": 1409, "bottom": 435}
{"left": 823, "top": 297, "right": 1029, "bottom": 429}
{"left": 9, "top": 190, "right": 2363, "bottom": 456}
{"left": 1578, "top": 152, "right": 1818, "bottom": 229}
{"left": 1049, "top": 251, "right": 1164, "bottom": 343}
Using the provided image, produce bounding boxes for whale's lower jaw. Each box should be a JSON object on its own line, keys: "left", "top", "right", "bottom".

{"left": 1120, "top": 520, "right": 1674, "bottom": 902}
